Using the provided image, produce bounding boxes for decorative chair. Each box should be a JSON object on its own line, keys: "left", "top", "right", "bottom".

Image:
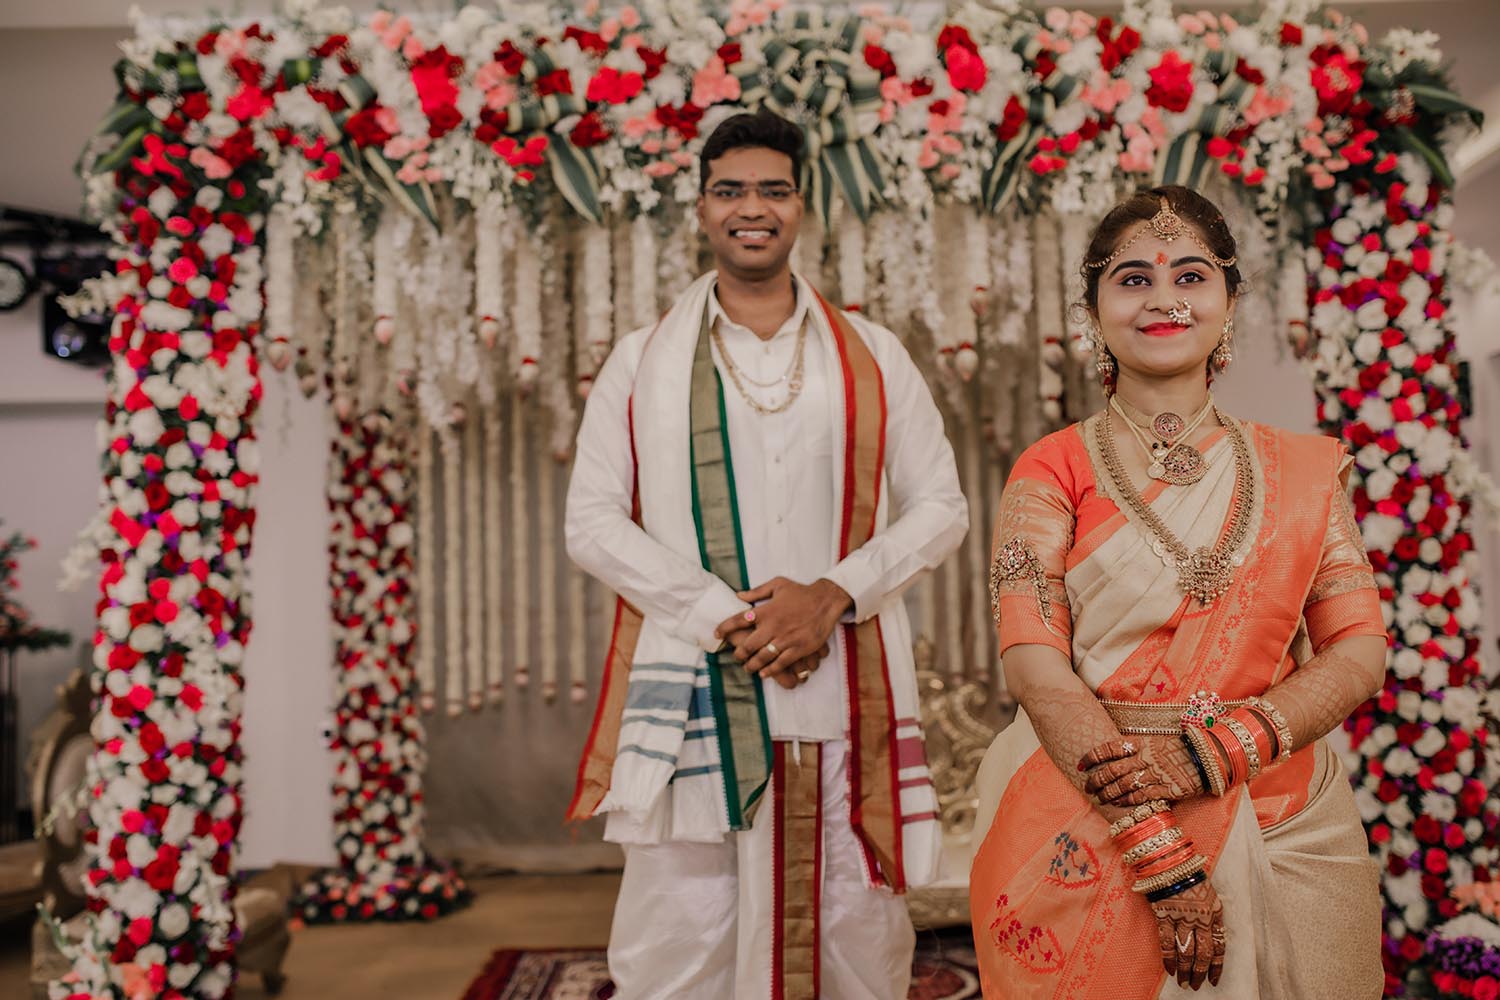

{"left": 26, "top": 670, "right": 292, "bottom": 996}
{"left": 906, "top": 641, "right": 1011, "bottom": 930}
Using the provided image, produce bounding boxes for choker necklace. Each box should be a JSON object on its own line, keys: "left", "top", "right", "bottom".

{"left": 1110, "top": 395, "right": 1215, "bottom": 486}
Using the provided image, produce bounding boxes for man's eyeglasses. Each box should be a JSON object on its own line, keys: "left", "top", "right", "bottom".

{"left": 704, "top": 182, "right": 800, "bottom": 203}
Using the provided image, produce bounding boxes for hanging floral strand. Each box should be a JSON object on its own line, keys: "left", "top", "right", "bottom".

{"left": 508, "top": 392, "right": 531, "bottom": 693}
{"left": 483, "top": 401, "right": 505, "bottom": 706}
{"left": 462, "top": 411, "right": 485, "bottom": 711}
{"left": 441, "top": 430, "right": 464, "bottom": 717}
{"left": 414, "top": 425, "right": 437, "bottom": 712}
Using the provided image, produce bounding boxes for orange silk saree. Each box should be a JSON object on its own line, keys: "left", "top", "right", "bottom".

{"left": 969, "top": 413, "right": 1387, "bottom": 999}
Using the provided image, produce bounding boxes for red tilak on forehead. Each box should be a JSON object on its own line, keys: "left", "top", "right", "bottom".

{"left": 1155, "top": 251, "right": 1169, "bottom": 265}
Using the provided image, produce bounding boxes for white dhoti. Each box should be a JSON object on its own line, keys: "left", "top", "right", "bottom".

{"left": 607, "top": 740, "right": 915, "bottom": 1000}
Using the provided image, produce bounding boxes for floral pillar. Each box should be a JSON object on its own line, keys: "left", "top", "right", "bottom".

{"left": 60, "top": 140, "right": 264, "bottom": 998}
{"left": 291, "top": 410, "right": 468, "bottom": 923}
{"left": 1305, "top": 179, "right": 1499, "bottom": 995}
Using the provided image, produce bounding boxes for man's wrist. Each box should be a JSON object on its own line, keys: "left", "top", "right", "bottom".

{"left": 813, "top": 577, "right": 854, "bottom": 620}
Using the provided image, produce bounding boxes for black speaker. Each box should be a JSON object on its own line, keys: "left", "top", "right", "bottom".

{"left": 36, "top": 250, "right": 111, "bottom": 368}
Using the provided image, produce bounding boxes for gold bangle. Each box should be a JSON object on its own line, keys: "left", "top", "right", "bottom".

{"left": 1107, "top": 799, "right": 1171, "bottom": 839}
{"left": 1132, "top": 855, "right": 1208, "bottom": 895}
{"left": 1183, "top": 726, "right": 1228, "bottom": 796}
{"left": 1121, "top": 827, "right": 1186, "bottom": 867}
{"left": 1245, "top": 696, "right": 1294, "bottom": 762}
{"left": 1221, "top": 717, "right": 1263, "bottom": 780}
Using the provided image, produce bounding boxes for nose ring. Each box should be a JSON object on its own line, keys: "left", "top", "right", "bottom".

{"left": 1167, "top": 299, "right": 1193, "bottom": 325}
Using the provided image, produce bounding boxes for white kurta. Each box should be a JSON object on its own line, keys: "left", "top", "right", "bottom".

{"left": 564, "top": 276, "right": 967, "bottom": 999}
{"left": 566, "top": 278, "right": 968, "bottom": 743}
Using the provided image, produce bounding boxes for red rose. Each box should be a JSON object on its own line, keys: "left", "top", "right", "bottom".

{"left": 936, "top": 24, "right": 977, "bottom": 54}
{"left": 215, "top": 128, "right": 259, "bottom": 168}
{"left": 586, "top": 66, "right": 644, "bottom": 104}
{"left": 995, "top": 96, "right": 1027, "bottom": 142}
{"left": 1310, "top": 51, "right": 1364, "bottom": 117}
{"left": 426, "top": 104, "right": 462, "bottom": 139}
{"left": 637, "top": 46, "right": 668, "bottom": 80}
{"left": 1146, "top": 51, "right": 1194, "bottom": 113}
{"left": 1233, "top": 59, "right": 1265, "bottom": 85}
{"left": 535, "top": 69, "right": 573, "bottom": 97}
{"left": 563, "top": 26, "right": 609, "bottom": 56}
{"left": 1279, "top": 23, "right": 1304, "bottom": 47}
{"left": 910, "top": 77, "right": 934, "bottom": 98}
{"left": 946, "top": 44, "right": 987, "bottom": 93}
{"left": 570, "top": 111, "right": 611, "bottom": 148}
{"left": 314, "top": 34, "right": 348, "bottom": 59}
{"left": 180, "top": 91, "right": 211, "bottom": 121}
{"left": 717, "top": 42, "right": 742, "bottom": 66}
{"left": 864, "top": 44, "right": 897, "bottom": 79}
{"left": 494, "top": 41, "right": 527, "bottom": 76}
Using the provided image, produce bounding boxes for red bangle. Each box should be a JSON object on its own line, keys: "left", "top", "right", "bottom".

{"left": 1208, "top": 726, "right": 1247, "bottom": 789}
{"left": 1135, "top": 844, "right": 1197, "bottom": 878}
{"left": 1231, "top": 706, "right": 1278, "bottom": 762}
{"left": 1114, "top": 815, "right": 1175, "bottom": 852}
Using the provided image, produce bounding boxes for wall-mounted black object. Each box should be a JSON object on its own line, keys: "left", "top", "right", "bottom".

{"left": 0, "top": 206, "right": 112, "bottom": 367}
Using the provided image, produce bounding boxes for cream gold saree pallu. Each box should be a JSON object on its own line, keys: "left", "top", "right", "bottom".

{"left": 970, "top": 413, "right": 1386, "bottom": 999}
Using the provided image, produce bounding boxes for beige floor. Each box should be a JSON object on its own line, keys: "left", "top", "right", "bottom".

{"left": 0, "top": 872, "right": 621, "bottom": 1000}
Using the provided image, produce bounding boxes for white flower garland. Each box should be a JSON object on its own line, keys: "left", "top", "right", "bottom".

{"left": 462, "top": 411, "right": 485, "bottom": 711}
{"left": 372, "top": 211, "right": 401, "bottom": 348}
{"left": 508, "top": 392, "right": 531, "bottom": 692}
{"left": 630, "top": 212, "right": 658, "bottom": 329}
{"left": 954, "top": 206, "right": 986, "bottom": 381}
{"left": 1033, "top": 213, "right": 1066, "bottom": 424}
{"left": 580, "top": 222, "right": 614, "bottom": 389}
{"left": 836, "top": 209, "right": 866, "bottom": 311}
{"left": 512, "top": 221, "right": 543, "bottom": 395}
{"left": 537, "top": 457, "right": 560, "bottom": 705}
{"left": 441, "top": 430, "right": 464, "bottom": 717}
{"left": 612, "top": 217, "right": 636, "bottom": 339}
{"left": 264, "top": 205, "right": 296, "bottom": 371}
{"left": 473, "top": 195, "right": 506, "bottom": 350}
{"left": 415, "top": 423, "right": 437, "bottom": 711}
{"left": 483, "top": 403, "right": 505, "bottom": 705}
{"left": 568, "top": 567, "right": 589, "bottom": 704}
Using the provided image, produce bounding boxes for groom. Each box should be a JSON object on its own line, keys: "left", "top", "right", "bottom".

{"left": 564, "top": 109, "right": 967, "bottom": 999}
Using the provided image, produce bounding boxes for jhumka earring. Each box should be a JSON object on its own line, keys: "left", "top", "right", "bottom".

{"left": 1095, "top": 338, "right": 1118, "bottom": 394}
{"left": 1211, "top": 318, "right": 1234, "bottom": 374}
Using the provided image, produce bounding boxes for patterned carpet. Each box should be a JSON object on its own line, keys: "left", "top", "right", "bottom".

{"left": 459, "top": 930, "right": 980, "bottom": 999}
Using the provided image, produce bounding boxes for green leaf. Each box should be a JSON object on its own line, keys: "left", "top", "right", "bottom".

{"left": 545, "top": 133, "right": 603, "bottom": 224}
{"left": 1394, "top": 126, "right": 1455, "bottom": 188}
{"left": 1403, "top": 82, "right": 1485, "bottom": 128}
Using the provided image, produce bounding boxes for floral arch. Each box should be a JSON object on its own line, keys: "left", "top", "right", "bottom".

{"left": 54, "top": 0, "right": 1497, "bottom": 997}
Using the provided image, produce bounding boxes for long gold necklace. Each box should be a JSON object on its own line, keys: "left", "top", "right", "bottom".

{"left": 711, "top": 320, "right": 807, "bottom": 416}
{"left": 1111, "top": 394, "right": 1214, "bottom": 486}
{"left": 1095, "top": 407, "right": 1256, "bottom": 605}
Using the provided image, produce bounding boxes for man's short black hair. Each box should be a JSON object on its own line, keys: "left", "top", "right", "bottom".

{"left": 698, "top": 109, "right": 804, "bottom": 192}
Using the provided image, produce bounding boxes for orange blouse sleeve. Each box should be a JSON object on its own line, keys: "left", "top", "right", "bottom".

{"left": 989, "top": 437, "right": 1078, "bottom": 657}
{"left": 1304, "top": 449, "right": 1387, "bottom": 652}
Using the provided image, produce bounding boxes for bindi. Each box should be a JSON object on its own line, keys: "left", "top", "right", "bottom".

{"left": 1155, "top": 251, "right": 1169, "bottom": 266}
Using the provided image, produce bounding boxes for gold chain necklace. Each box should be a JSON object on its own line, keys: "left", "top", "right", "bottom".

{"left": 711, "top": 320, "right": 808, "bottom": 416}
{"left": 1095, "top": 407, "right": 1256, "bottom": 605}
{"left": 1111, "top": 394, "right": 1214, "bottom": 485}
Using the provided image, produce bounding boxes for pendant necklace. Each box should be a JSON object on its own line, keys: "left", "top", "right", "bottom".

{"left": 1110, "top": 394, "right": 1215, "bottom": 486}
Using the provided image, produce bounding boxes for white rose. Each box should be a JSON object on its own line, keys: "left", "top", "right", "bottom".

{"left": 1331, "top": 217, "right": 1362, "bottom": 245}
{"left": 1355, "top": 297, "right": 1389, "bottom": 331}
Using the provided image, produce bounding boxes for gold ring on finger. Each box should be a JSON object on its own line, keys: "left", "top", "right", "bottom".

{"left": 1176, "top": 932, "right": 1193, "bottom": 954}
{"left": 1132, "top": 772, "right": 1147, "bottom": 789}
